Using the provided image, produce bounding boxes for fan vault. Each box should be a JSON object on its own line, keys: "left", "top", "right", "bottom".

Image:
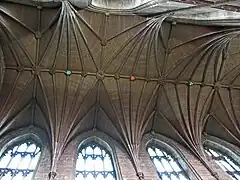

{"left": 0, "top": 0, "right": 240, "bottom": 179}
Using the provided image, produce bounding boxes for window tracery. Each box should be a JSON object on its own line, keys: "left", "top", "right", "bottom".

{"left": 0, "top": 140, "right": 41, "bottom": 180}
{"left": 204, "top": 146, "right": 240, "bottom": 180}
{"left": 75, "top": 141, "right": 117, "bottom": 180}
{"left": 147, "top": 145, "right": 190, "bottom": 180}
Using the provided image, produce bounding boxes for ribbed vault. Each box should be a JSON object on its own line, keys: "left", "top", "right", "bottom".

{"left": 0, "top": 0, "right": 240, "bottom": 179}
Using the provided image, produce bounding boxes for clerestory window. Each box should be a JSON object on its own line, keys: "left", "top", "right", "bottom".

{"left": 147, "top": 145, "right": 190, "bottom": 180}
{"left": 204, "top": 146, "right": 240, "bottom": 180}
{"left": 0, "top": 140, "right": 41, "bottom": 180}
{"left": 75, "top": 141, "right": 117, "bottom": 180}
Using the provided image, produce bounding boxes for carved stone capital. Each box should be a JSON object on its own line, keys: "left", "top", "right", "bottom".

{"left": 48, "top": 171, "right": 57, "bottom": 180}
{"left": 114, "top": 73, "right": 120, "bottom": 80}
{"left": 213, "top": 82, "right": 221, "bottom": 90}
{"left": 96, "top": 71, "right": 104, "bottom": 80}
{"left": 137, "top": 172, "right": 144, "bottom": 180}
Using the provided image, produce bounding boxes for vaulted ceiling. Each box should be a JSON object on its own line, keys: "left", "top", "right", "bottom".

{"left": 0, "top": 0, "right": 240, "bottom": 174}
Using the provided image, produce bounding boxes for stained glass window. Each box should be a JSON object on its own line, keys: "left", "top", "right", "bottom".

{"left": 147, "top": 145, "right": 190, "bottom": 180}
{"left": 75, "top": 142, "right": 117, "bottom": 180}
{"left": 204, "top": 146, "right": 240, "bottom": 180}
{"left": 0, "top": 140, "right": 41, "bottom": 180}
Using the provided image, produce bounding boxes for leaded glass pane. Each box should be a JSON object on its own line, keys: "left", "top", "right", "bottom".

{"left": 204, "top": 146, "right": 240, "bottom": 180}
{"left": 147, "top": 146, "right": 190, "bottom": 180}
{"left": 0, "top": 141, "right": 41, "bottom": 179}
{"left": 76, "top": 142, "right": 117, "bottom": 180}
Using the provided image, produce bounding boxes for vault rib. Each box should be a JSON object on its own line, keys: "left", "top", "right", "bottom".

{"left": 161, "top": 21, "right": 172, "bottom": 75}
{"left": 101, "top": 79, "right": 133, "bottom": 157}
{"left": 0, "top": 7, "right": 35, "bottom": 33}
{"left": 70, "top": 3, "right": 101, "bottom": 41}
{"left": 57, "top": 75, "right": 69, "bottom": 142}
{"left": 0, "top": 74, "right": 33, "bottom": 130}
{"left": 35, "top": 100, "right": 51, "bottom": 138}
{"left": 52, "top": 74, "right": 58, "bottom": 151}
{"left": 31, "top": 76, "right": 37, "bottom": 125}
{"left": 153, "top": 23, "right": 162, "bottom": 76}
{"left": 64, "top": 78, "right": 98, "bottom": 142}
{"left": 131, "top": 23, "right": 155, "bottom": 75}
{"left": 64, "top": 75, "right": 84, "bottom": 123}
{"left": 69, "top": 12, "right": 84, "bottom": 71}
{"left": 145, "top": 24, "right": 155, "bottom": 78}
{"left": 116, "top": 26, "right": 153, "bottom": 74}
{"left": 0, "top": 72, "right": 24, "bottom": 120}
{"left": 1, "top": 31, "right": 21, "bottom": 66}
{"left": 211, "top": 113, "right": 240, "bottom": 144}
{"left": 115, "top": 80, "right": 130, "bottom": 142}
{"left": 195, "top": 86, "right": 214, "bottom": 148}
{"left": 41, "top": 8, "right": 62, "bottom": 35}
{"left": 162, "top": 85, "right": 193, "bottom": 145}
{"left": 102, "top": 20, "right": 154, "bottom": 71}
{"left": 71, "top": 9, "right": 98, "bottom": 71}
{"left": 52, "top": 6, "right": 66, "bottom": 68}
{"left": 187, "top": 84, "right": 196, "bottom": 146}
{"left": 171, "top": 28, "right": 240, "bottom": 50}
{"left": 93, "top": 80, "right": 101, "bottom": 129}
{"left": 157, "top": 110, "right": 192, "bottom": 151}
{"left": 107, "top": 18, "right": 149, "bottom": 42}
{"left": 134, "top": 81, "right": 147, "bottom": 144}
{"left": 37, "top": 74, "right": 55, "bottom": 150}
{"left": 66, "top": 6, "right": 71, "bottom": 69}
{"left": 0, "top": 23, "right": 34, "bottom": 66}
{"left": 38, "top": 6, "right": 64, "bottom": 66}
{"left": 138, "top": 83, "right": 159, "bottom": 140}
{"left": 98, "top": 81, "right": 129, "bottom": 148}
{"left": 0, "top": 100, "right": 31, "bottom": 136}
{"left": 1, "top": 4, "right": 240, "bottom": 178}
{"left": 175, "top": 84, "right": 196, "bottom": 145}
{"left": 66, "top": 105, "right": 95, "bottom": 144}
{"left": 217, "top": 90, "right": 240, "bottom": 134}
{"left": 229, "top": 89, "right": 240, "bottom": 133}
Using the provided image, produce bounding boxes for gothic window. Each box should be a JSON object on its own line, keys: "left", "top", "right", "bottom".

{"left": 204, "top": 146, "right": 240, "bottom": 180}
{"left": 75, "top": 141, "right": 117, "bottom": 180}
{"left": 0, "top": 140, "right": 41, "bottom": 180}
{"left": 147, "top": 145, "right": 190, "bottom": 180}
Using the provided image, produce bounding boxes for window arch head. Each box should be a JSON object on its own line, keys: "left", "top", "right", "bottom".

{"left": 75, "top": 138, "right": 117, "bottom": 180}
{"left": 204, "top": 141, "right": 240, "bottom": 180}
{"left": 0, "top": 138, "right": 42, "bottom": 180}
{"left": 147, "top": 143, "right": 190, "bottom": 180}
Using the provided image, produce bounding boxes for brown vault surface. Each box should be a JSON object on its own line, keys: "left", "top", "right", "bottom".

{"left": 0, "top": 0, "right": 240, "bottom": 173}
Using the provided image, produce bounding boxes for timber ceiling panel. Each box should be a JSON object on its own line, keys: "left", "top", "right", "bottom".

{"left": 0, "top": 0, "right": 240, "bottom": 174}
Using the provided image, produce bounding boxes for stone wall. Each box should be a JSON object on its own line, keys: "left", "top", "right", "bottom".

{"left": 0, "top": 127, "right": 236, "bottom": 180}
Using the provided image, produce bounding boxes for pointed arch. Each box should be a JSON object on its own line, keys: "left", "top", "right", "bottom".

{"left": 203, "top": 135, "right": 240, "bottom": 180}
{"left": 0, "top": 140, "right": 41, "bottom": 179}
{"left": 143, "top": 133, "right": 199, "bottom": 180}
{"left": 0, "top": 126, "right": 51, "bottom": 180}
{"left": 74, "top": 131, "right": 123, "bottom": 180}
{"left": 147, "top": 144, "right": 189, "bottom": 180}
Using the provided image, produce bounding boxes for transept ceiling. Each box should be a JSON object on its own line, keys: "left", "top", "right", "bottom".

{"left": 0, "top": 0, "right": 240, "bottom": 177}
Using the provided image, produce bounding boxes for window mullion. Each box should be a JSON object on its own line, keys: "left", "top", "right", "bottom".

{"left": 24, "top": 151, "right": 37, "bottom": 180}
{"left": 147, "top": 145, "right": 190, "bottom": 180}
{"left": 5, "top": 144, "right": 21, "bottom": 169}
{"left": 0, "top": 141, "right": 41, "bottom": 180}
{"left": 76, "top": 142, "right": 117, "bottom": 180}
{"left": 223, "top": 156, "right": 239, "bottom": 172}
{"left": 204, "top": 145, "right": 240, "bottom": 179}
{"left": 17, "top": 143, "right": 35, "bottom": 178}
